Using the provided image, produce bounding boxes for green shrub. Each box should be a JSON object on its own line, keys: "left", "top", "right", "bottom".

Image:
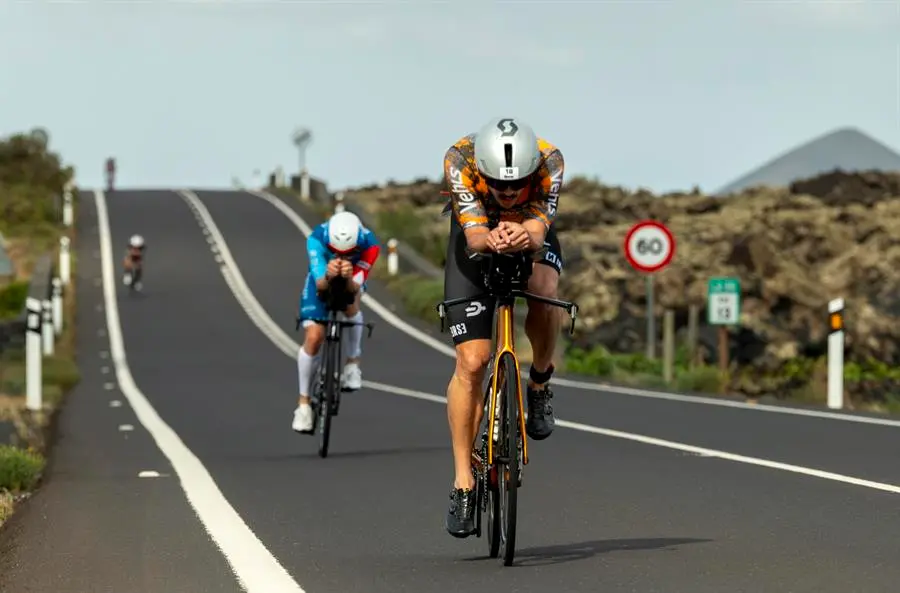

{"left": 374, "top": 207, "right": 445, "bottom": 266}
{"left": 844, "top": 357, "right": 900, "bottom": 381}
{"left": 0, "top": 445, "right": 44, "bottom": 492}
{"left": 675, "top": 366, "right": 724, "bottom": 393}
{"left": 0, "top": 280, "right": 28, "bottom": 319}
{"left": 43, "top": 354, "right": 81, "bottom": 392}
{"left": 622, "top": 371, "right": 668, "bottom": 388}
{"left": 565, "top": 346, "right": 616, "bottom": 377}
{"left": 610, "top": 352, "right": 663, "bottom": 376}
{"left": 0, "top": 128, "right": 74, "bottom": 230}
{"left": 398, "top": 276, "right": 444, "bottom": 321}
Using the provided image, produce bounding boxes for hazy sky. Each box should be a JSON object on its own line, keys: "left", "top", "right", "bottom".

{"left": 2, "top": 0, "right": 899, "bottom": 194}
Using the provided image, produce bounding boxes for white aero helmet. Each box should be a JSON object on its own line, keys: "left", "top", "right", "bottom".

{"left": 129, "top": 234, "right": 144, "bottom": 247}
{"left": 327, "top": 211, "right": 362, "bottom": 253}
{"left": 473, "top": 117, "right": 541, "bottom": 187}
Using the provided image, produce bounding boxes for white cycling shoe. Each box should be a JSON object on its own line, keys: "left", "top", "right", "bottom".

{"left": 340, "top": 362, "right": 362, "bottom": 391}
{"left": 291, "top": 403, "right": 314, "bottom": 433}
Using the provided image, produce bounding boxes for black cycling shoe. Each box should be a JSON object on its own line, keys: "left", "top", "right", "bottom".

{"left": 526, "top": 385, "right": 555, "bottom": 440}
{"left": 445, "top": 487, "right": 476, "bottom": 538}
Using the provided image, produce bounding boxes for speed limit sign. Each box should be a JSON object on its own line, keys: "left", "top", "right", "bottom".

{"left": 623, "top": 220, "right": 675, "bottom": 273}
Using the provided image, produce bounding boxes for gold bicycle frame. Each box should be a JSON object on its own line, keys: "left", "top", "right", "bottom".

{"left": 485, "top": 302, "right": 529, "bottom": 466}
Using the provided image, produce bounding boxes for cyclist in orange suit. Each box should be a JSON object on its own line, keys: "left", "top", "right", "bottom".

{"left": 440, "top": 117, "right": 565, "bottom": 537}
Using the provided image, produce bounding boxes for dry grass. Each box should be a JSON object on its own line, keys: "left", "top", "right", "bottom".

{"left": 0, "top": 489, "right": 13, "bottom": 524}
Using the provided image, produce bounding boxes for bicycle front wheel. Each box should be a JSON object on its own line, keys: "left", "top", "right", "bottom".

{"left": 497, "top": 351, "right": 520, "bottom": 566}
{"left": 485, "top": 373, "right": 502, "bottom": 558}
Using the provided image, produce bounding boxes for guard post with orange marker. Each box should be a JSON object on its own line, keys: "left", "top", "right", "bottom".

{"left": 827, "top": 298, "right": 845, "bottom": 409}
{"left": 386, "top": 239, "right": 398, "bottom": 276}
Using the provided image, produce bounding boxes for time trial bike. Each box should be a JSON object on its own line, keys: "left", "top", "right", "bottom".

{"left": 295, "top": 286, "right": 374, "bottom": 458}
{"left": 437, "top": 247, "right": 578, "bottom": 566}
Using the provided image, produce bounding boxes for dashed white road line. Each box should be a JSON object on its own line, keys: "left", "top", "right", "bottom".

{"left": 93, "top": 189, "right": 306, "bottom": 593}
{"left": 177, "top": 188, "right": 900, "bottom": 497}
{"left": 243, "top": 189, "right": 900, "bottom": 430}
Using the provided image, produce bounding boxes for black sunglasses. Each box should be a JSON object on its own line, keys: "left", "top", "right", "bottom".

{"left": 484, "top": 175, "right": 531, "bottom": 192}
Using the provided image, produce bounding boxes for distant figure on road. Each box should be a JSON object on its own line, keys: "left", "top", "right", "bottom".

{"left": 123, "top": 234, "right": 145, "bottom": 291}
{"left": 106, "top": 157, "right": 116, "bottom": 192}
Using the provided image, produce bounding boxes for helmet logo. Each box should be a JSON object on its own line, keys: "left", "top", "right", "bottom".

{"left": 496, "top": 118, "right": 519, "bottom": 137}
{"left": 499, "top": 167, "right": 520, "bottom": 180}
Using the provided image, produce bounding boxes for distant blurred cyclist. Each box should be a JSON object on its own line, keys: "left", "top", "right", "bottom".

{"left": 105, "top": 157, "right": 116, "bottom": 192}
{"left": 123, "top": 234, "right": 145, "bottom": 290}
{"left": 292, "top": 211, "right": 381, "bottom": 433}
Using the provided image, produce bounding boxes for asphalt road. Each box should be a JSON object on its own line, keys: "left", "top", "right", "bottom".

{"left": 2, "top": 188, "right": 900, "bottom": 593}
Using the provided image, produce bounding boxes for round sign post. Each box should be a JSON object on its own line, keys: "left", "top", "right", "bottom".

{"left": 623, "top": 221, "right": 676, "bottom": 360}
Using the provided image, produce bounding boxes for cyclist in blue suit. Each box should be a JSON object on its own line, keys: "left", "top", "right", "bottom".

{"left": 293, "top": 211, "right": 381, "bottom": 433}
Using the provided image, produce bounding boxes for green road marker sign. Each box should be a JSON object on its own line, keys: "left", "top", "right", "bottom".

{"left": 707, "top": 277, "right": 741, "bottom": 325}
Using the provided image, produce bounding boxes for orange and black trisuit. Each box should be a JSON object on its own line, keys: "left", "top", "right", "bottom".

{"left": 440, "top": 133, "right": 565, "bottom": 345}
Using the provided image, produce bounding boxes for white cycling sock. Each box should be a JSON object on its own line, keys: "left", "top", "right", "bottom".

{"left": 296, "top": 346, "right": 320, "bottom": 398}
{"left": 342, "top": 311, "right": 364, "bottom": 360}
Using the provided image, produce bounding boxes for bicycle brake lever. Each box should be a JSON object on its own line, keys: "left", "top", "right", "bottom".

{"left": 436, "top": 302, "right": 446, "bottom": 332}
{"left": 568, "top": 303, "right": 578, "bottom": 335}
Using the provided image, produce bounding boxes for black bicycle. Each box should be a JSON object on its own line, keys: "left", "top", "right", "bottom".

{"left": 126, "top": 263, "right": 143, "bottom": 294}
{"left": 437, "top": 248, "right": 578, "bottom": 566}
{"left": 295, "top": 295, "right": 374, "bottom": 458}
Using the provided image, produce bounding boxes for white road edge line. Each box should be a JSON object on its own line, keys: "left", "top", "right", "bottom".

{"left": 176, "top": 189, "right": 900, "bottom": 497}
{"left": 243, "top": 188, "right": 900, "bottom": 430}
{"left": 93, "top": 189, "right": 306, "bottom": 593}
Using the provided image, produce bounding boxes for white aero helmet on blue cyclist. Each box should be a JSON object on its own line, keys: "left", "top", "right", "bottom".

{"left": 473, "top": 116, "right": 541, "bottom": 202}
{"left": 327, "top": 211, "right": 362, "bottom": 254}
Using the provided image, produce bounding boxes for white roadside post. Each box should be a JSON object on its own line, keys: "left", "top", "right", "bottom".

{"left": 334, "top": 191, "right": 345, "bottom": 213}
{"left": 41, "top": 298, "right": 54, "bottom": 356}
{"left": 387, "top": 238, "right": 399, "bottom": 276}
{"left": 52, "top": 277, "right": 63, "bottom": 335}
{"left": 25, "top": 297, "right": 43, "bottom": 411}
{"left": 300, "top": 167, "right": 310, "bottom": 201}
{"left": 623, "top": 220, "right": 676, "bottom": 360}
{"left": 59, "top": 236, "right": 71, "bottom": 285}
{"left": 62, "top": 188, "right": 73, "bottom": 227}
{"left": 827, "top": 298, "right": 845, "bottom": 409}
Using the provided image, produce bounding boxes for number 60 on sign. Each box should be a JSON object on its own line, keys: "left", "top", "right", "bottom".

{"left": 707, "top": 277, "right": 741, "bottom": 325}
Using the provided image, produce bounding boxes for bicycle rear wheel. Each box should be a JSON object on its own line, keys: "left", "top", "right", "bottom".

{"left": 130, "top": 266, "right": 143, "bottom": 292}
{"left": 318, "top": 337, "right": 339, "bottom": 458}
{"left": 498, "top": 351, "right": 520, "bottom": 566}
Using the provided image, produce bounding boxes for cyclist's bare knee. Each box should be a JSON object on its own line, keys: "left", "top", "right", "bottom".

{"left": 527, "top": 264, "right": 559, "bottom": 299}
{"left": 302, "top": 323, "right": 326, "bottom": 356}
{"left": 454, "top": 340, "right": 492, "bottom": 387}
